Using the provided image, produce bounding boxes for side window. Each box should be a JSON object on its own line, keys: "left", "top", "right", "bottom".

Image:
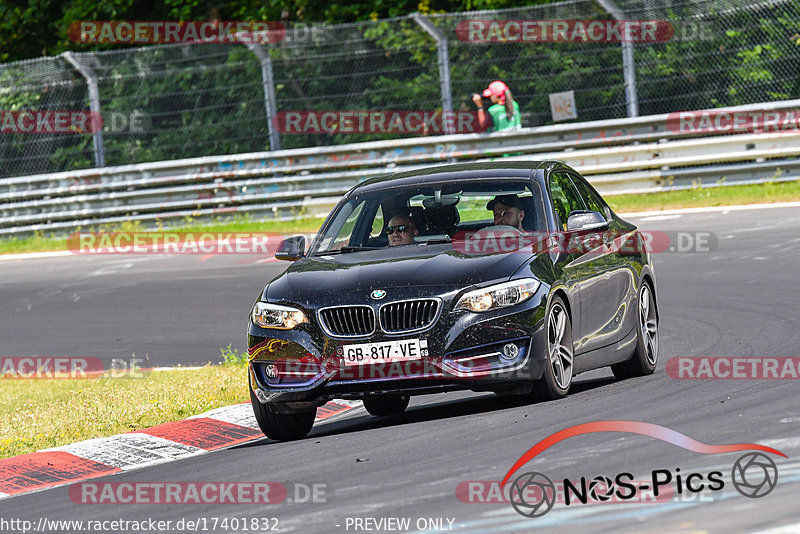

{"left": 319, "top": 200, "right": 365, "bottom": 251}
{"left": 549, "top": 172, "right": 586, "bottom": 230}
{"left": 570, "top": 175, "right": 609, "bottom": 219}
{"left": 370, "top": 205, "right": 385, "bottom": 237}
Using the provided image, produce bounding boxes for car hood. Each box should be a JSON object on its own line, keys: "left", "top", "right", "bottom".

{"left": 265, "top": 246, "right": 531, "bottom": 302}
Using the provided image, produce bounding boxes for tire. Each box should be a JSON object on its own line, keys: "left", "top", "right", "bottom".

{"left": 533, "top": 295, "right": 574, "bottom": 401}
{"left": 612, "top": 280, "right": 659, "bottom": 380}
{"left": 249, "top": 386, "right": 316, "bottom": 441}
{"left": 363, "top": 395, "right": 410, "bottom": 416}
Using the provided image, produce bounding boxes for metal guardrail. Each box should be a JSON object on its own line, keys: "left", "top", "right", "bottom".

{"left": 2, "top": 99, "right": 799, "bottom": 237}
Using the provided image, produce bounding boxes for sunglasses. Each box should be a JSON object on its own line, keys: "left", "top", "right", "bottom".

{"left": 386, "top": 224, "right": 413, "bottom": 235}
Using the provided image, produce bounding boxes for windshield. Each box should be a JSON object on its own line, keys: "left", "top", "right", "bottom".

{"left": 310, "top": 179, "right": 546, "bottom": 255}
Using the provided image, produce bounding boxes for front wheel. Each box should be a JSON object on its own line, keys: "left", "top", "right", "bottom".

{"left": 612, "top": 280, "right": 658, "bottom": 379}
{"left": 533, "top": 295, "right": 574, "bottom": 401}
{"left": 363, "top": 395, "right": 410, "bottom": 416}
{"left": 250, "top": 386, "right": 316, "bottom": 441}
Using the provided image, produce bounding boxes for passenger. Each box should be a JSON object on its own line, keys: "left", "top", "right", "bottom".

{"left": 386, "top": 213, "right": 419, "bottom": 246}
{"left": 487, "top": 195, "right": 525, "bottom": 231}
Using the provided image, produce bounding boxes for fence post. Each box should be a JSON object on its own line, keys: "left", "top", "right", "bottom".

{"left": 596, "top": 0, "right": 639, "bottom": 117}
{"left": 61, "top": 52, "right": 105, "bottom": 167}
{"left": 411, "top": 13, "right": 454, "bottom": 133}
{"left": 242, "top": 35, "right": 281, "bottom": 151}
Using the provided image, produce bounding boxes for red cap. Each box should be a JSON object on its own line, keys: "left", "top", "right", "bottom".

{"left": 482, "top": 80, "right": 509, "bottom": 102}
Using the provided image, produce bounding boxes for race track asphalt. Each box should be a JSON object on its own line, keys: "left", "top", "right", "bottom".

{"left": 1, "top": 204, "right": 799, "bottom": 533}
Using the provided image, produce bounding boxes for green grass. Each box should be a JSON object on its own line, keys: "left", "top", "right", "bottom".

{"left": 3, "top": 180, "right": 800, "bottom": 255}
{"left": 0, "top": 347, "right": 251, "bottom": 459}
{"left": 0, "top": 215, "right": 328, "bottom": 255}
{"left": 607, "top": 179, "right": 800, "bottom": 213}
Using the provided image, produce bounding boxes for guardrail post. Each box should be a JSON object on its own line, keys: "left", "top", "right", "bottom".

{"left": 243, "top": 37, "right": 281, "bottom": 151}
{"left": 411, "top": 13, "right": 454, "bottom": 133}
{"left": 61, "top": 52, "right": 105, "bottom": 167}
{"left": 596, "top": 0, "right": 639, "bottom": 117}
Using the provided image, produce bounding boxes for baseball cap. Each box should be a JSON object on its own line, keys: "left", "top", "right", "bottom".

{"left": 482, "top": 80, "right": 509, "bottom": 99}
{"left": 486, "top": 194, "right": 523, "bottom": 210}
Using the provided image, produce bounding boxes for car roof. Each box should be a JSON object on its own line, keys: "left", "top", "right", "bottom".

{"left": 353, "top": 161, "right": 557, "bottom": 194}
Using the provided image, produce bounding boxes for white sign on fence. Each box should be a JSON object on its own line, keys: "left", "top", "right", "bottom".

{"left": 549, "top": 90, "right": 578, "bottom": 122}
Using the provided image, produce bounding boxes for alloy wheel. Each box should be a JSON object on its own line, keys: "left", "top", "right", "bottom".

{"left": 548, "top": 302, "right": 573, "bottom": 390}
{"left": 639, "top": 285, "right": 658, "bottom": 366}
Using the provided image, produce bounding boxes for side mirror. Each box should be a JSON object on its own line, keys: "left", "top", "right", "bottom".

{"left": 567, "top": 210, "right": 609, "bottom": 232}
{"left": 275, "top": 235, "right": 305, "bottom": 261}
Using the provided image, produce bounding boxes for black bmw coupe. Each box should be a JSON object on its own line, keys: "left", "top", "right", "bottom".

{"left": 248, "top": 161, "right": 659, "bottom": 440}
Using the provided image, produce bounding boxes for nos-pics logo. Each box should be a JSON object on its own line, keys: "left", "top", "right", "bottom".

{"left": 501, "top": 421, "right": 785, "bottom": 518}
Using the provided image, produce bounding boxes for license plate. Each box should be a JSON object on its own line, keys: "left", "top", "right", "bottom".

{"left": 342, "top": 338, "right": 428, "bottom": 367}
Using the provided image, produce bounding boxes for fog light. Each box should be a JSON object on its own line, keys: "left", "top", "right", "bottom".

{"left": 265, "top": 364, "right": 279, "bottom": 379}
{"left": 501, "top": 343, "right": 519, "bottom": 360}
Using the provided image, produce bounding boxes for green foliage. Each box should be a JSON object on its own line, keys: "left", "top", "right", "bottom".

{"left": 1, "top": 0, "right": 798, "bottom": 177}
{"left": 220, "top": 344, "right": 248, "bottom": 367}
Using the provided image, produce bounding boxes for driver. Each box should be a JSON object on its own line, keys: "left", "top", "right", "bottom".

{"left": 386, "top": 213, "right": 419, "bottom": 246}
{"left": 487, "top": 195, "right": 525, "bottom": 231}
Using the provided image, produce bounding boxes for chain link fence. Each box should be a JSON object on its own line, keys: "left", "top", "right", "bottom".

{"left": 1, "top": 0, "right": 797, "bottom": 179}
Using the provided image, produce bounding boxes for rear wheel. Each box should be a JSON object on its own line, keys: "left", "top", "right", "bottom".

{"left": 249, "top": 386, "right": 316, "bottom": 441}
{"left": 533, "top": 295, "right": 574, "bottom": 401}
{"left": 612, "top": 280, "right": 658, "bottom": 379}
{"left": 363, "top": 395, "right": 410, "bottom": 416}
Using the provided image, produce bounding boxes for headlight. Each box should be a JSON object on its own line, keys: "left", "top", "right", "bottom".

{"left": 252, "top": 302, "right": 309, "bottom": 329}
{"left": 454, "top": 278, "right": 540, "bottom": 313}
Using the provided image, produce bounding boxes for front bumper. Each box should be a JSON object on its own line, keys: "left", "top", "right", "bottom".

{"left": 248, "top": 287, "right": 548, "bottom": 406}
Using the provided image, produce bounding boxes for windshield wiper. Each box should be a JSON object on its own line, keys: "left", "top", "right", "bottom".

{"left": 315, "top": 246, "right": 382, "bottom": 255}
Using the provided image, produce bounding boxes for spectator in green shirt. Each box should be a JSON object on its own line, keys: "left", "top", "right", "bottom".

{"left": 472, "top": 80, "right": 522, "bottom": 133}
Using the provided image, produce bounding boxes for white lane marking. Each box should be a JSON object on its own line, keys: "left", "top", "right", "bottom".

{"left": 45, "top": 433, "right": 201, "bottom": 470}
{"left": 0, "top": 251, "right": 73, "bottom": 262}
{"left": 621, "top": 200, "right": 800, "bottom": 218}
{"left": 0, "top": 492, "right": 9, "bottom": 499}
{"left": 89, "top": 262, "right": 134, "bottom": 276}
{"left": 780, "top": 417, "right": 800, "bottom": 423}
{"left": 751, "top": 523, "right": 800, "bottom": 534}
{"left": 753, "top": 256, "right": 770, "bottom": 260}
{"left": 638, "top": 214, "right": 683, "bottom": 221}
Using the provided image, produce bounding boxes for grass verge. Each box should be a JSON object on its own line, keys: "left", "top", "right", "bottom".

{"left": 0, "top": 347, "right": 251, "bottom": 460}
{"left": 608, "top": 179, "right": 800, "bottom": 213}
{"left": 0, "top": 215, "right": 328, "bottom": 256}
{"left": 3, "top": 180, "right": 800, "bottom": 256}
